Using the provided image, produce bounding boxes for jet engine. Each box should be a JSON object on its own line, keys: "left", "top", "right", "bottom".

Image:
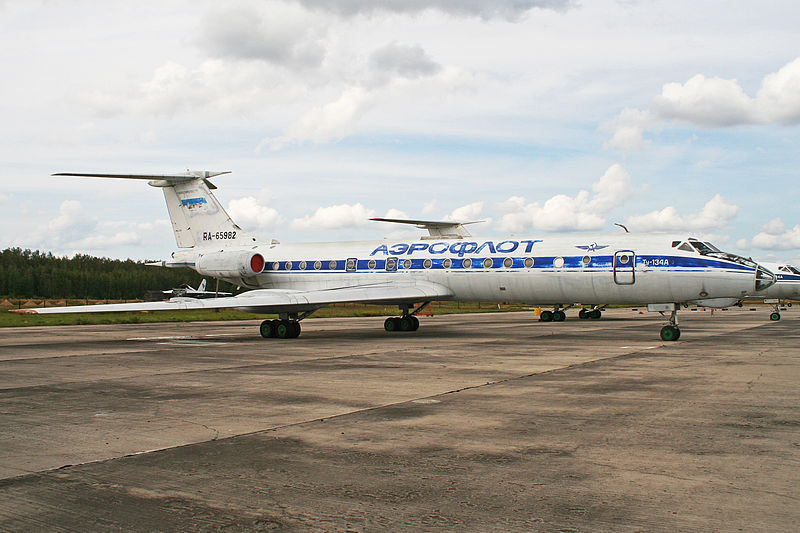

{"left": 195, "top": 250, "right": 265, "bottom": 278}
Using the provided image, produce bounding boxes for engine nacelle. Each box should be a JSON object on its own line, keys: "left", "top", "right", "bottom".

{"left": 195, "top": 250, "right": 265, "bottom": 278}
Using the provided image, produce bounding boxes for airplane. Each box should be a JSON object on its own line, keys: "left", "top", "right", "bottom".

{"left": 747, "top": 262, "right": 800, "bottom": 321}
{"left": 11, "top": 170, "right": 776, "bottom": 342}
{"left": 162, "top": 279, "right": 232, "bottom": 299}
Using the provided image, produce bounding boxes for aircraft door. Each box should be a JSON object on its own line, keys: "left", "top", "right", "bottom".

{"left": 613, "top": 250, "right": 635, "bottom": 285}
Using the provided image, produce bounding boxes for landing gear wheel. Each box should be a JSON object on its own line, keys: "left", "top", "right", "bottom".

{"left": 260, "top": 320, "right": 276, "bottom": 338}
{"left": 539, "top": 310, "right": 554, "bottom": 322}
{"left": 553, "top": 310, "right": 566, "bottom": 322}
{"left": 770, "top": 312, "right": 781, "bottom": 321}
{"left": 578, "top": 308, "right": 589, "bottom": 319}
{"left": 660, "top": 325, "right": 681, "bottom": 341}
{"left": 276, "top": 320, "right": 301, "bottom": 339}
{"left": 399, "top": 316, "right": 415, "bottom": 331}
{"left": 589, "top": 309, "right": 602, "bottom": 319}
{"left": 410, "top": 315, "right": 420, "bottom": 331}
{"left": 384, "top": 317, "right": 400, "bottom": 332}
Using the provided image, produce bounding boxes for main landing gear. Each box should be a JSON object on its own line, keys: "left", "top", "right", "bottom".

{"left": 384, "top": 302, "right": 429, "bottom": 333}
{"left": 260, "top": 311, "right": 316, "bottom": 339}
{"left": 578, "top": 307, "right": 603, "bottom": 320}
{"left": 260, "top": 319, "right": 301, "bottom": 339}
{"left": 538, "top": 306, "right": 602, "bottom": 322}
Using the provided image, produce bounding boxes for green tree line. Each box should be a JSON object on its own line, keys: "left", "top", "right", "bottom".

{"left": 0, "top": 248, "right": 211, "bottom": 299}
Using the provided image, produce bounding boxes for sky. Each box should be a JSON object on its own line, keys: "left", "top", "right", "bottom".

{"left": 2, "top": 0, "right": 799, "bottom": 265}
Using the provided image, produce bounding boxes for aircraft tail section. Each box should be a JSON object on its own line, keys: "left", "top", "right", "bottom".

{"left": 53, "top": 171, "right": 262, "bottom": 249}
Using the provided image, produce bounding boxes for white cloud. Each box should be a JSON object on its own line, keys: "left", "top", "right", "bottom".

{"left": 198, "top": 4, "right": 326, "bottom": 69}
{"left": 625, "top": 194, "right": 739, "bottom": 232}
{"left": 605, "top": 56, "right": 800, "bottom": 150}
{"left": 421, "top": 200, "right": 438, "bottom": 215}
{"left": 292, "top": 0, "right": 573, "bottom": 20}
{"left": 15, "top": 201, "right": 175, "bottom": 253}
{"left": 0, "top": 193, "right": 8, "bottom": 204}
{"left": 383, "top": 208, "right": 410, "bottom": 219}
{"left": 445, "top": 201, "right": 484, "bottom": 222}
{"left": 749, "top": 218, "right": 800, "bottom": 250}
{"left": 226, "top": 197, "right": 284, "bottom": 232}
{"left": 368, "top": 42, "right": 442, "bottom": 84}
{"left": 601, "top": 108, "right": 654, "bottom": 151}
{"left": 495, "top": 164, "right": 632, "bottom": 233}
{"left": 262, "top": 86, "right": 372, "bottom": 149}
{"left": 291, "top": 202, "right": 376, "bottom": 230}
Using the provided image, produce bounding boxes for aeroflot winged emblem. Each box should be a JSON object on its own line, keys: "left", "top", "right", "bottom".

{"left": 575, "top": 243, "right": 608, "bottom": 252}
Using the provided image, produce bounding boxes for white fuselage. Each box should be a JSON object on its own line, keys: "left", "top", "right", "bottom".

{"left": 184, "top": 233, "right": 764, "bottom": 306}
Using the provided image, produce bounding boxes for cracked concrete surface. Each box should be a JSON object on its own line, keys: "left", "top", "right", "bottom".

{"left": 0, "top": 309, "right": 798, "bottom": 531}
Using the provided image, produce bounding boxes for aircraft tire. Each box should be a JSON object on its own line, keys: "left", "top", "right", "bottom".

{"left": 540, "top": 310, "right": 554, "bottom": 322}
{"left": 384, "top": 317, "right": 399, "bottom": 332}
{"left": 553, "top": 310, "right": 566, "bottom": 322}
{"left": 410, "top": 316, "right": 420, "bottom": 331}
{"left": 770, "top": 312, "right": 781, "bottom": 321}
{"left": 660, "top": 325, "right": 680, "bottom": 341}
{"left": 589, "top": 309, "right": 602, "bottom": 319}
{"left": 260, "top": 320, "right": 276, "bottom": 338}
{"left": 399, "top": 316, "right": 415, "bottom": 331}
{"left": 276, "top": 320, "right": 300, "bottom": 339}
{"left": 578, "top": 309, "right": 589, "bottom": 319}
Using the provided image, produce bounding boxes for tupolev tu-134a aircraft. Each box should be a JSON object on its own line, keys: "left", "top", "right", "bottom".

{"left": 13, "top": 170, "right": 776, "bottom": 341}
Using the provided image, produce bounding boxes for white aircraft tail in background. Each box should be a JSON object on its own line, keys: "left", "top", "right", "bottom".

{"left": 14, "top": 170, "right": 777, "bottom": 342}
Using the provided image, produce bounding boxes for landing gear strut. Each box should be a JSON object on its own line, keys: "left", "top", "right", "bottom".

{"left": 384, "top": 302, "right": 428, "bottom": 333}
{"left": 659, "top": 308, "right": 681, "bottom": 341}
{"left": 765, "top": 299, "right": 782, "bottom": 321}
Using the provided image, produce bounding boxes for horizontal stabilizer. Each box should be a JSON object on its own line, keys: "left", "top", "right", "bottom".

{"left": 370, "top": 217, "right": 482, "bottom": 239}
{"left": 53, "top": 171, "right": 230, "bottom": 189}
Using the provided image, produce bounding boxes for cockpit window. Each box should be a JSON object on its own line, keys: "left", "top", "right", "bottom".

{"left": 671, "top": 241, "right": 681, "bottom": 248}
{"left": 702, "top": 241, "right": 722, "bottom": 252}
{"left": 788, "top": 266, "right": 800, "bottom": 274}
{"left": 677, "top": 243, "right": 694, "bottom": 252}
{"left": 690, "top": 241, "right": 715, "bottom": 254}
{"left": 779, "top": 266, "right": 791, "bottom": 272}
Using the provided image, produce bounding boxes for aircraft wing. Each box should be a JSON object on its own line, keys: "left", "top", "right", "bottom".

{"left": 11, "top": 281, "right": 454, "bottom": 315}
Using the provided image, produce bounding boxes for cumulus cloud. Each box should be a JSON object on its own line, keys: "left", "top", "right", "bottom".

{"left": 226, "top": 197, "right": 284, "bottom": 231}
{"left": 605, "top": 57, "right": 800, "bottom": 150}
{"left": 198, "top": 4, "right": 326, "bottom": 69}
{"left": 625, "top": 194, "right": 739, "bottom": 232}
{"left": 292, "top": 0, "right": 573, "bottom": 20}
{"left": 601, "top": 108, "right": 654, "bottom": 151}
{"left": 262, "top": 86, "right": 372, "bottom": 149}
{"left": 291, "top": 202, "right": 376, "bottom": 230}
{"left": 495, "top": 164, "right": 632, "bottom": 233}
{"left": 445, "top": 202, "right": 485, "bottom": 222}
{"left": 16, "top": 201, "right": 174, "bottom": 253}
{"left": 749, "top": 218, "right": 800, "bottom": 250}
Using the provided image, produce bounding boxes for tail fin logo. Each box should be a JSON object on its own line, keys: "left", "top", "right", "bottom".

{"left": 181, "top": 197, "right": 208, "bottom": 210}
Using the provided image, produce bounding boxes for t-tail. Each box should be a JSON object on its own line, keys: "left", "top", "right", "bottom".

{"left": 53, "top": 171, "right": 262, "bottom": 249}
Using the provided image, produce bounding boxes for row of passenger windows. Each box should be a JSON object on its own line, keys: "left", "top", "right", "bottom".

{"left": 267, "top": 255, "right": 601, "bottom": 271}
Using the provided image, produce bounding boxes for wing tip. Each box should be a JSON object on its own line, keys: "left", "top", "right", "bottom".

{"left": 9, "top": 308, "right": 38, "bottom": 315}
